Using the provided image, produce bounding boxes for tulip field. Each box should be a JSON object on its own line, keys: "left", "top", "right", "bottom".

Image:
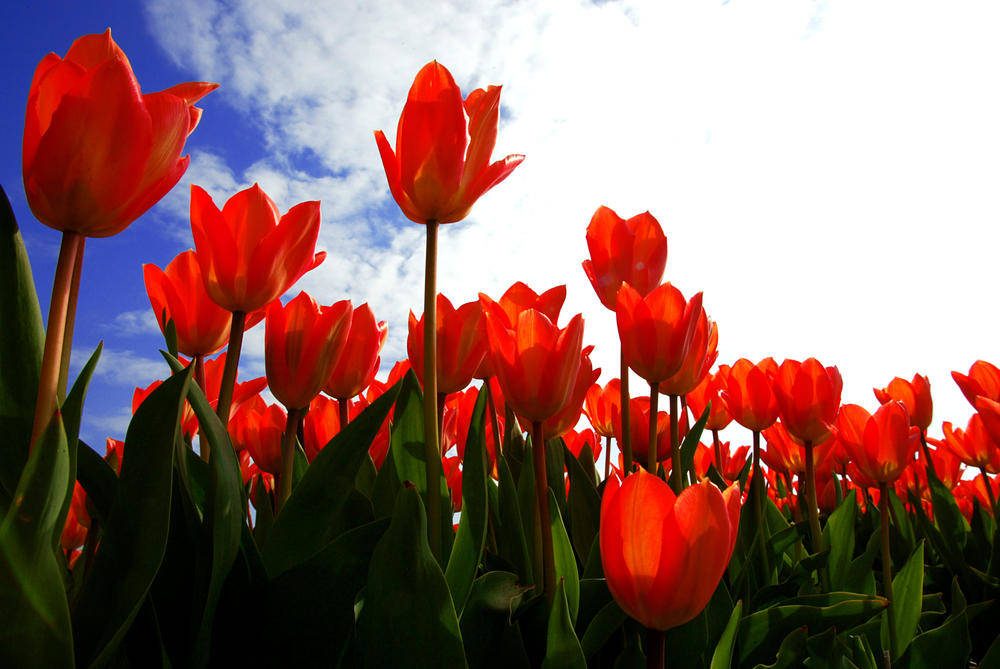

{"left": 4, "top": 29, "right": 1000, "bottom": 669}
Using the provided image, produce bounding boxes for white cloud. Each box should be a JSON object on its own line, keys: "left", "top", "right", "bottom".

{"left": 110, "top": 309, "right": 161, "bottom": 337}
{"left": 144, "top": 0, "right": 1000, "bottom": 440}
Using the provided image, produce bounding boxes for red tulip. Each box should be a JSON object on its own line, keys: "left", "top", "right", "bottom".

{"left": 408, "top": 294, "right": 487, "bottom": 396}
{"left": 230, "top": 395, "right": 285, "bottom": 476}
{"left": 834, "top": 402, "right": 920, "bottom": 485}
{"left": 496, "top": 281, "right": 566, "bottom": 325}
{"left": 323, "top": 303, "right": 387, "bottom": 401}
{"left": 442, "top": 455, "right": 464, "bottom": 512}
{"left": 144, "top": 250, "right": 265, "bottom": 357}
{"left": 686, "top": 366, "right": 732, "bottom": 432}
{"left": 23, "top": 29, "right": 217, "bottom": 237}
{"left": 600, "top": 471, "right": 741, "bottom": 631}
{"left": 659, "top": 311, "right": 718, "bottom": 397}
{"left": 265, "top": 292, "right": 353, "bottom": 410}
{"left": 480, "top": 298, "right": 584, "bottom": 423}
{"left": 773, "top": 358, "right": 842, "bottom": 444}
{"left": 374, "top": 61, "right": 524, "bottom": 225}
{"left": 445, "top": 383, "right": 504, "bottom": 470}
{"left": 133, "top": 379, "right": 196, "bottom": 441}
{"left": 612, "top": 396, "right": 680, "bottom": 466}
{"left": 873, "top": 374, "right": 932, "bottom": 432}
{"left": 582, "top": 206, "right": 668, "bottom": 310}
{"left": 564, "top": 428, "right": 603, "bottom": 462}
{"left": 544, "top": 346, "right": 601, "bottom": 439}
{"left": 721, "top": 358, "right": 779, "bottom": 432}
{"left": 930, "top": 415, "right": 1000, "bottom": 474}
{"left": 616, "top": 282, "right": 704, "bottom": 385}
{"left": 104, "top": 438, "right": 124, "bottom": 475}
{"left": 584, "top": 378, "right": 621, "bottom": 438}
{"left": 952, "top": 360, "right": 1000, "bottom": 406}
{"left": 190, "top": 183, "right": 326, "bottom": 313}
{"left": 694, "top": 441, "right": 749, "bottom": 483}
{"left": 302, "top": 394, "right": 342, "bottom": 462}
{"left": 60, "top": 482, "right": 90, "bottom": 554}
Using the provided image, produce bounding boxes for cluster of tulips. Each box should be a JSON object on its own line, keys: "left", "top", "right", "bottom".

{"left": 4, "top": 28, "right": 999, "bottom": 669}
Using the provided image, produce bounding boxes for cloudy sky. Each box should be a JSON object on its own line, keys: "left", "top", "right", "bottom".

{"left": 3, "top": 0, "right": 999, "bottom": 449}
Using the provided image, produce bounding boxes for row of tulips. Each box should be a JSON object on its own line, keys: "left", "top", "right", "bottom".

{"left": 2, "top": 28, "right": 999, "bottom": 668}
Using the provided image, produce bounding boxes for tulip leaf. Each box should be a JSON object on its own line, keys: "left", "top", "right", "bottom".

{"left": 518, "top": 452, "right": 540, "bottom": 584}
{"left": 887, "top": 541, "right": 924, "bottom": 660}
{"left": 459, "top": 571, "right": 532, "bottom": 669}
{"left": 580, "top": 599, "right": 627, "bottom": 659}
{"left": 542, "top": 578, "right": 586, "bottom": 669}
{"left": 497, "top": 454, "right": 533, "bottom": 584}
{"left": 446, "top": 385, "right": 489, "bottom": 615}
{"left": 680, "top": 405, "right": 710, "bottom": 485}
{"left": 359, "top": 487, "right": 467, "bottom": 668}
{"left": 52, "top": 341, "right": 102, "bottom": 550}
{"left": 564, "top": 442, "right": 600, "bottom": 565}
{"left": 823, "top": 492, "right": 857, "bottom": 591}
{"left": 0, "top": 411, "right": 73, "bottom": 668}
{"left": 751, "top": 626, "right": 808, "bottom": 669}
{"left": 549, "top": 489, "right": 580, "bottom": 623}
{"left": 710, "top": 599, "right": 743, "bottom": 669}
{"left": 0, "top": 186, "right": 45, "bottom": 513}
{"left": 545, "top": 438, "right": 567, "bottom": 517}
{"left": 738, "top": 597, "right": 888, "bottom": 666}
{"left": 898, "top": 608, "right": 971, "bottom": 668}
{"left": 266, "top": 518, "right": 388, "bottom": 665}
{"left": 73, "top": 366, "right": 191, "bottom": 667}
{"left": 76, "top": 440, "right": 117, "bottom": 522}
{"left": 261, "top": 379, "right": 400, "bottom": 578}
{"left": 926, "top": 468, "right": 968, "bottom": 552}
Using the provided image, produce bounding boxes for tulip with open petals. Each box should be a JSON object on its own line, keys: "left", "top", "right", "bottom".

{"left": 835, "top": 402, "right": 920, "bottom": 485}
{"left": 952, "top": 360, "right": 1000, "bottom": 406}
{"left": 616, "top": 282, "right": 703, "bottom": 385}
{"left": 600, "top": 471, "right": 741, "bottom": 631}
{"left": 543, "top": 346, "right": 600, "bottom": 439}
{"left": 584, "top": 378, "right": 621, "bottom": 438}
{"left": 495, "top": 282, "right": 566, "bottom": 325}
{"left": 23, "top": 29, "right": 217, "bottom": 237}
{"left": 686, "top": 366, "right": 732, "bottom": 432}
{"left": 873, "top": 374, "right": 932, "bottom": 432}
{"left": 660, "top": 312, "right": 718, "bottom": 397}
{"left": 582, "top": 206, "right": 668, "bottom": 309}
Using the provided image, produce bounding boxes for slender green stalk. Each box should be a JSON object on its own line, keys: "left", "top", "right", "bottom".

{"left": 422, "top": 220, "right": 443, "bottom": 562}
{"left": 438, "top": 392, "right": 447, "bottom": 456}
{"left": 532, "top": 420, "right": 556, "bottom": 604}
{"left": 752, "top": 430, "right": 772, "bottom": 576}
{"left": 30, "top": 230, "right": 83, "bottom": 450}
{"left": 981, "top": 469, "right": 998, "bottom": 517}
{"left": 194, "top": 354, "right": 210, "bottom": 462}
{"left": 620, "top": 351, "right": 633, "bottom": 473}
{"left": 919, "top": 430, "right": 935, "bottom": 476}
{"left": 57, "top": 236, "right": 85, "bottom": 402}
{"left": 879, "top": 482, "right": 897, "bottom": 666}
{"left": 277, "top": 406, "right": 305, "bottom": 513}
{"left": 804, "top": 440, "right": 826, "bottom": 586}
{"left": 647, "top": 382, "right": 660, "bottom": 473}
{"left": 216, "top": 310, "right": 246, "bottom": 424}
{"left": 712, "top": 428, "right": 722, "bottom": 478}
{"left": 485, "top": 379, "right": 502, "bottom": 460}
{"left": 669, "top": 394, "right": 682, "bottom": 491}
{"left": 647, "top": 628, "right": 665, "bottom": 669}
{"left": 604, "top": 435, "right": 612, "bottom": 482}
{"left": 337, "top": 396, "right": 350, "bottom": 431}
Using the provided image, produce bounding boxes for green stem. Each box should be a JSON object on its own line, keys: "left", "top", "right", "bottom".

{"left": 712, "top": 429, "right": 722, "bottom": 479}
{"left": 879, "top": 482, "right": 897, "bottom": 666}
{"left": 194, "top": 354, "right": 209, "bottom": 462}
{"left": 647, "top": 628, "right": 665, "bottom": 669}
{"left": 669, "top": 395, "right": 682, "bottom": 492}
{"left": 485, "top": 379, "right": 502, "bottom": 461}
{"left": 604, "top": 435, "right": 612, "bottom": 482}
{"left": 57, "top": 236, "right": 85, "bottom": 402}
{"left": 919, "top": 430, "right": 935, "bottom": 477}
{"left": 804, "top": 440, "right": 827, "bottom": 588}
{"left": 438, "top": 392, "right": 447, "bottom": 456}
{"left": 752, "top": 430, "right": 772, "bottom": 576}
{"left": 647, "top": 382, "right": 659, "bottom": 473}
{"left": 216, "top": 310, "right": 246, "bottom": 425}
{"left": 337, "top": 396, "right": 349, "bottom": 431}
{"left": 532, "top": 420, "right": 556, "bottom": 604}
{"left": 620, "top": 351, "right": 633, "bottom": 474}
{"left": 277, "top": 406, "right": 305, "bottom": 514}
{"left": 423, "top": 220, "right": 443, "bottom": 562}
{"left": 30, "top": 230, "right": 83, "bottom": 450}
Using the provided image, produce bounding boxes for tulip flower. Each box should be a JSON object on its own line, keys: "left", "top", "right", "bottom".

{"left": 600, "top": 471, "right": 741, "bottom": 636}
{"left": 659, "top": 313, "right": 718, "bottom": 398}
{"left": 952, "top": 360, "right": 1000, "bottom": 406}
{"left": 686, "top": 366, "right": 732, "bottom": 433}
{"left": 407, "top": 294, "right": 488, "bottom": 398}
{"left": 761, "top": 421, "right": 807, "bottom": 476}
{"left": 445, "top": 385, "right": 504, "bottom": 473}
{"left": 721, "top": 358, "right": 779, "bottom": 433}
{"left": 23, "top": 29, "right": 217, "bottom": 238}
{"left": 834, "top": 402, "right": 920, "bottom": 485}
{"left": 230, "top": 395, "right": 286, "bottom": 478}
{"left": 585, "top": 378, "right": 621, "bottom": 480}
{"left": 873, "top": 374, "right": 932, "bottom": 432}
{"left": 324, "top": 303, "right": 388, "bottom": 410}
{"left": 582, "top": 206, "right": 668, "bottom": 310}
{"left": 612, "top": 396, "right": 678, "bottom": 471}
{"left": 495, "top": 282, "right": 566, "bottom": 325}
{"left": 616, "top": 282, "right": 703, "bottom": 386}
{"left": 930, "top": 414, "right": 1000, "bottom": 474}
{"left": 694, "top": 441, "right": 749, "bottom": 483}
{"left": 564, "top": 428, "right": 603, "bottom": 463}
{"left": 543, "top": 346, "right": 600, "bottom": 440}
{"left": 61, "top": 482, "right": 91, "bottom": 557}
{"left": 24, "top": 30, "right": 217, "bottom": 450}
{"left": 302, "top": 394, "right": 342, "bottom": 463}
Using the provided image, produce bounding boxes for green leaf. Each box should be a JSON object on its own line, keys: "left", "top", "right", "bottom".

{"left": 680, "top": 405, "right": 710, "bottom": 485}
{"left": 889, "top": 541, "right": 924, "bottom": 660}
{"left": 261, "top": 379, "right": 400, "bottom": 578}
{"left": 844, "top": 530, "right": 881, "bottom": 595}
{"left": 0, "top": 185, "right": 45, "bottom": 512}
{"left": 0, "top": 412, "right": 73, "bottom": 667}
{"left": 823, "top": 492, "right": 857, "bottom": 590}
{"left": 358, "top": 487, "right": 467, "bottom": 668}
{"left": 753, "top": 627, "right": 808, "bottom": 669}
{"left": 497, "top": 454, "right": 532, "bottom": 583}
{"left": 549, "top": 489, "right": 580, "bottom": 623}
{"left": 446, "top": 386, "right": 489, "bottom": 615}
{"left": 899, "top": 610, "right": 970, "bottom": 668}
{"left": 581, "top": 598, "right": 626, "bottom": 659}
{"left": 564, "top": 442, "right": 600, "bottom": 565}
{"left": 710, "top": 600, "right": 743, "bottom": 669}
{"left": 75, "top": 440, "right": 117, "bottom": 522}
{"left": 926, "top": 468, "right": 968, "bottom": 552}
{"left": 459, "top": 571, "right": 532, "bottom": 669}
{"left": 542, "top": 578, "right": 586, "bottom": 669}
{"left": 73, "top": 366, "right": 192, "bottom": 666}
{"left": 266, "top": 518, "right": 388, "bottom": 665}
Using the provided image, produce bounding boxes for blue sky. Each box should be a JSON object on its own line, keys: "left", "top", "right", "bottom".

{"left": 4, "top": 1, "right": 1000, "bottom": 451}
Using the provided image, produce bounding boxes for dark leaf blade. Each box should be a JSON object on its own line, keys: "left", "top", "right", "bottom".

{"left": 541, "top": 578, "right": 586, "bottom": 669}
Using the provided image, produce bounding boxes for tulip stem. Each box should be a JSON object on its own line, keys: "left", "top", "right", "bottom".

{"left": 194, "top": 354, "right": 209, "bottom": 462}
{"left": 752, "top": 430, "right": 772, "bottom": 577}
{"left": 57, "top": 235, "right": 85, "bottom": 402}
{"left": 337, "top": 397, "right": 350, "bottom": 431}
{"left": 669, "top": 395, "right": 682, "bottom": 492}
{"left": 485, "top": 380, "right": 503, "bottom": 461}
{"left": 277, "top": 406, "right": 305, "bottom": 514}
{"left": 438, "top": 392, "right": 447, "bottom": 456}
{"left": 648, "top": 382, "right": 660, "bottom": 474}
{"left": 532, "top": 420, "right": 556, "bottom": 604}
{"left": 216, "top": 310, "right": 246, "bottom": 425}
{"left": 804, "top": 441, "right": 826, "bottom": 584}
{"left": 620, "top": 351, "right": 633, "bottom": 473}
{"left": 712, "top": 429, "right": 722, "bottom": 479}
{"left": 647, "top": 628, "right": 665, "bottom": 669}
{"left": 30, "top": 230, "right": 83, "bottom": 450}
{"left": 604, "top": 435, "right": 612, "bottom": 482}
{"left": 879, "top": 482, "right": 897, "bottom": 665}
{"left": 919, "top": 430, "right": 936, "bottom": 477}
{"left": 981, "top": 469, "right": 998, "bottom": 517}
{"left": 423, "top": 220, "right": 443, "bottom": 563}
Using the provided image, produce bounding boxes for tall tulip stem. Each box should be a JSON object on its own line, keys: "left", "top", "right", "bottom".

{"left": 648, "top": 382, "right": 660, "bottom": 474}
{"left": 879, "top": 482, "right": 897, "bottom": 665}
{"left": 485, "top": 380, "right": 502, "bottom": 460}
{"left": 337, "top": 397, "right": 350, "bottom": 431}
{"left": 216, "top": 310, "right": 246, "bottom": 424}
{"left": 647, "top": 628, "right": 665, "bottom": 669}
{"left": 981, "top": 469, "right": 998, "bottom": 517}
{"left": 919, "top": 430, "right": 936, "bottom": 477}
{"left": 804, "top": 441, "right": 825, "bottom": 557}
{"left": 620, "top": 351, "right": 633, "bottom": 473}
{"left": 423, "top": 219, "right": 443, "bottom": 562}
{"left": 605, "top": 435, "right": 612, "bottom": 482}
{"left": 532, "top": 420, "right": 556, "bottom": 604}
{"left": 752, "top": 430, "right": 772, "bottom": 576}
{"left": 669, "top": 395, "right": 682, "bottom": 492}
{"left": 712, "top": 429, "right": 722, "bottom": 477}
{"left": 30, "top": 230, "right": 83, "bottom": 450}
{"left": 277, "top": 406, "right": 305, "bottom": 513}
{"left": 194, "top": 354, "right": 210, "bottom": 461}
{"left": 57, "top": 236, "right": 86, "bottom": 402}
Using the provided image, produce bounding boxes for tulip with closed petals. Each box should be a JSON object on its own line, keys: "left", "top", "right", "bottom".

{"left": 835, "top": 402, "right": 920, "bottom": 485}
{"left": 616, "top": 282, "right": 704, "bottom": 385}
{"left": 773, "top": 358, "right": 842, "bottom": 445}
{"left": 230, "top": 396, "right": 285, "bottom": 477}
{"left": 600, "top": 471, "right": 741, "bottom": 631}
{"left": 721, "top": 358, "right": 779, "bottom": 433}
{"left": 543, "top": 346, "right": 600, "bottom": 440}
{"left": 323, "top": 303, "right": 387, "bottom": 403}
{"left": 495, "top": 281, "right": 566, "bottom": 325}
{"left": 582, "top": 206, "right": 668, "bottom": 309}
{"left": 686, "top": 367, "right": 732, "bottom": 433}
{"left": 407, "top": 294, "right": 487, "bottom": 397}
